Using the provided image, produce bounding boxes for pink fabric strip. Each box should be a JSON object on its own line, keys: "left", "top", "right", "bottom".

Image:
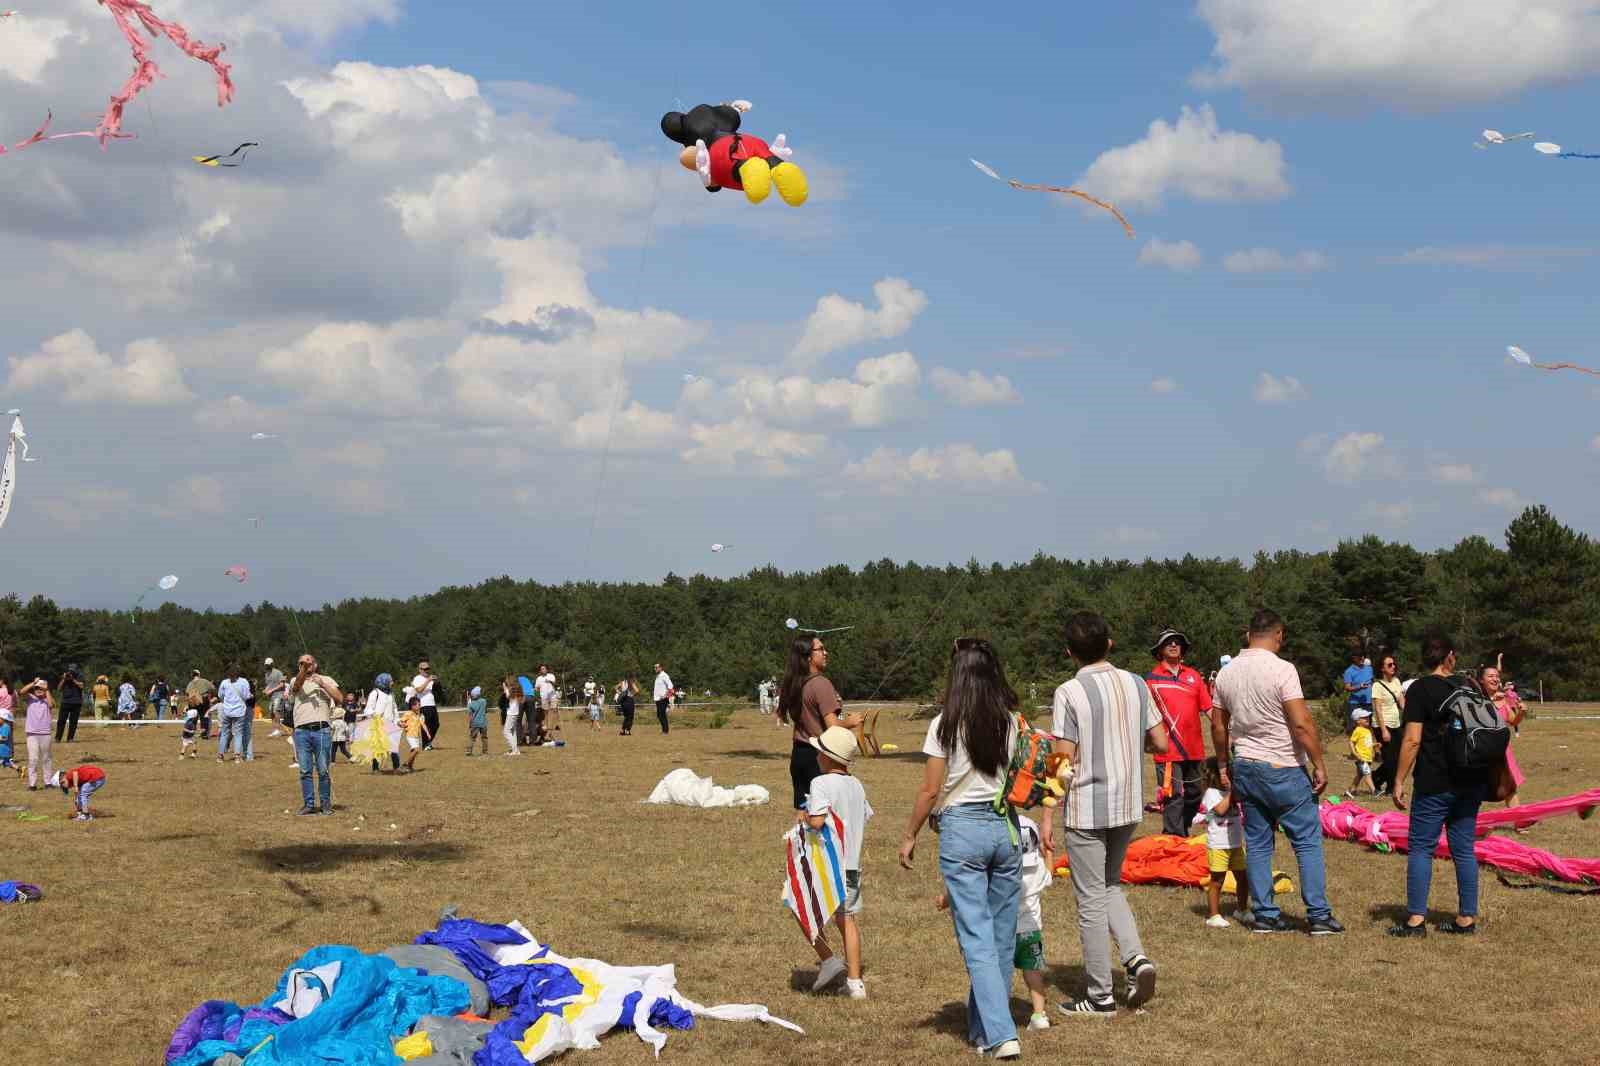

{"left": 95, "top": 0, "right": 233, "bottom": 145}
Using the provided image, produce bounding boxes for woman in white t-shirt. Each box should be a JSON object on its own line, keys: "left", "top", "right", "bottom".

{"left": 899, "top": 637, "right": 1024, "bottom": 1060}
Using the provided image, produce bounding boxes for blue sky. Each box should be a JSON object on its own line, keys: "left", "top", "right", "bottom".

{"left": 2, "top": 1, "right": 1598, "bottom": 609}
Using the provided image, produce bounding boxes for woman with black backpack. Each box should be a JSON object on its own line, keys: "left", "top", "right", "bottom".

{"left": 1390, "top": 632, "right": 1499, "bottom": 937}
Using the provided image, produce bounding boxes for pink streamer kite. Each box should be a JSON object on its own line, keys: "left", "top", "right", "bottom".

{"left": 1321, "top": 791, "right": 1600, "bottom": 885}
{"left": 0, "top": 111, "right": 126, "bottom": 157}
{"left": 94, "top": 0, "right": 233, "bottom": 145}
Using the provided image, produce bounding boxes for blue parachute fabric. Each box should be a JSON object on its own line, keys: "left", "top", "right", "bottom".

{"left": 166, "top": 946, "right": 470, "bottom": 1066}
{"left": 617, "top": 992, "right": 695, "bottom": 1033}
{"left": 0, "top": 881, "right": 19, "bottom": 903}
{"left": 414, "top": 919, "right": 549, "bottom": 1006}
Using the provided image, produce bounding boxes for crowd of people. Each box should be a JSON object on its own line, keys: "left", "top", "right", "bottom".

{"left": 768, "top": 608, "right": 1529, "bottom": 1059}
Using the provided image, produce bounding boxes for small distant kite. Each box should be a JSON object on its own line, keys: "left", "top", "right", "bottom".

{"left": 0, "top": 11, "right": 18, "bottom": 19}
{"left": 711, "top": 543, "right": 726, "bottom": 553}
{"left": 1506, "top": 345, "right": 1600, "bottom": 376}
{"left": 683, "top": 373, "right": 701, "bottom": 384}
{"left": 193, "top": 142, "right": 257, "bottom": 167}
{"left": 785, "top": 618, "right": 853, "bottom": 635}
{"left": 1474, "top": 129, "right": 1534, "bottom": 149}
{"left": 134, "top": 573, "right": 180, "bottom": 609}
{"left": 248, "top": 516, "right": 261, "bottom": 528}
{"left": 1534, "top": 142, "right": 1600, "bottom": 160}
{"left": 250, "top": 432, "right": 278, "bottom": 440}
{"left": 94, "top": 0, "right": 233, "bottom": 145}
{"left": 0, "top": 411, "right": 30, "bottom": 531}
{"left": 971, "top": 159, "right": 1134, "bottom": 239}
{"left": 223, "top": 565, "right": 248, "bottom": 582}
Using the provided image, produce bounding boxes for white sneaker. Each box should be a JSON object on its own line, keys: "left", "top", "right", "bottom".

{"left": 1205, "top": 914, "right": 1231, "bottom": 929}
{"left": 983, "top": 1039, "right": 1021, "bottom": 1059}
{"left": 269, "top": 729, "right": 282, "bottom": 737}
{"left": 811, "top": 956, "right": 845, "bottom": 992}
{"left": 1027, "top": 1011, "right": 1050, "bottom": 1030}
{"left": 844, "top": 978, "right": 866, "bottom": 1000}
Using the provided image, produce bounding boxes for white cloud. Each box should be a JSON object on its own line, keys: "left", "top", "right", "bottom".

{"left": 40, "top": 486, "right": 133, "bottom": 534}
{"left": 7, "top": 329, "right": 193, "bottom": 405}
{"left": 1193, "top": 0, "right": 1600, "bottom": 108}
{"left": 791, "top": 277, "right": 928, "bottom": 364}
{"left": 259, "top": 321, "right": 448, "bottom": 416}
{"left": 930, "top": 367, "right": 1022, "bottom": 407}
{"left": 171, "top": 475, "right": 228, "bottom": 516}
{"left": 1316, "top": 431, "right": 1400, "bottom": 484}
{"left": 326, "top": 441, "right": 387, "bottom": 469}
{"left": 1137, "top": 238, "right": 1204, "bottom": 271}
{"left": 680, "top": 418, "right": 829, "bottom": 477}
{"left": 1078, "top": 104, "right": 1289, "bottom": 210}
{"left": 1223, "top": 248, "right": 1331, "bottom": 274}
{"left": 1433, "top": 463, "right": 1480, "bottom": 484}
{"left": 1254, "top": 371, "right": 1307, "bottom": 404}
{"left": 1102, "top": 525, "right": 1160, "bottom": 546}
{"left": 701, "top": 352, "right": 924, "bottom": 430}
{"left": 1383, "top": 245, "right": 1597, "bottom": 267}
{"left": 1367, "top": 500, "right": 1416, "bottom": 524}
{"left": 284, "top": 62, "right": 481, "bottom": 133}
{"left": 1478, "top": 487, "right": 1525, "bottom": 511}
{"left": 842, "top": 444, "right": 1037, "bottom": 494}
{"left": 2, "top": 15, "right": 82, "bottom": 84}
{"left": 1150, "top": 377, "right": 1179, "bottom": 394}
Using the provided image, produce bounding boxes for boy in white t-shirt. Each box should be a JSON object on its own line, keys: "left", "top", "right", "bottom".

{"left": 1193, "top": 756, "right": 1249, "bottom": 928}
{"left": 804, "top": 726, "right": 874, "bottom": 1000}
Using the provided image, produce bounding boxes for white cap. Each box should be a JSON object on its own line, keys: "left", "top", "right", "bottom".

{"left": 263, "top": 657, "right": 274, "bottom": 666}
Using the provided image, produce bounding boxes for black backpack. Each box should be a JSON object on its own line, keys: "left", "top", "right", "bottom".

{"left": 1437, "top": 681, "right": 1510, "bottom": 770}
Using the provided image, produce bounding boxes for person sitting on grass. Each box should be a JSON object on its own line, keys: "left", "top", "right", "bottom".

{"left": 400, "top": 697, "right": 431, "bottom": 773}
{"left": 804, "top": 726, "right": 873, "bottom": 1000}
{"left": 53, "top": 765, "right": 106, "bottom": 821}
{"left": 1193, "top": 757, "right": 1249, "bottom": 928}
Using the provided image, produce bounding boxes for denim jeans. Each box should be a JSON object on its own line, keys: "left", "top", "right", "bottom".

{"left": 936, "top": 803, "right": 1022, "bottom": 1050}
{"left": 218, "top": 714, "right": 252, "bottom": 758}
{"left": 293, "top": 727, "right": 332, "bottom": 811}
{"left": 1232, "top": 759, "right": 1332, "bottom": 922}
{"left": 1406, "top": 786, "right": 1486, "bottom": 919}
{"left": 155, "top": 699, "right": 169, "bottom": 721}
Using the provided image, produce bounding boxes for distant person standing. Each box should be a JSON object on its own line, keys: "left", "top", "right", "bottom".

{"left": 216, "top": 664, "right": 253, "bottom": 763}
{"left": 501, "top": 677, "right": 522, "bottom": 756}
{"left": 411, "top": 661, "right": 438, "bottom": 750}
{"left": 185, "top": 670, "right": 215, "bottom": 739}
{"left": 616, "top": 676, "right": 638, "bottom": 736}
{"left": 148, "top": 675, "right": 172, "bottom": 721}
{"left": 263, "top": 658, "right": 288, "bottom": 737}
{"left": 55, "top": 665, "right": 84, "bottom": 743}
{"left": 92, "top": 675, "right": 111, "bottom": 722}
{"left": 1342, "top": 650, "right": 1373, "bottom": 733}
{"left": 1213, "top": 610, "right": 1342, "bottom": 935}
{"left": 116, "top": 676, "right": 138, "bottom": 728}
{"left": 652, "top": 663, "right": 674, "bottom": 735}
{"left": 289, "top": 654, "right": 342, "bottom": 815}
{"left": 775, "top": 636, "right": 860, "bottom": 811}
{"left": 536, "top": 665, "right": 562, "bottom": 746}
{"left": 1144, "top": 627, "right": 1211, "bottom": 836}
{"left": 758, "top": 677, "right": 773, "bottom": 716}
{"left": 23, "top": 678, "right": 54, "bottom": 789}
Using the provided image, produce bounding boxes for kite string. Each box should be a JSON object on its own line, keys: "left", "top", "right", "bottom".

{"left": 860, "top": 568, "right": 976, "bottom": 704}
{"left": 578, "top": 117, "right": 671, "bottom": 579}
{"left": 1534, "top": 361, "right": 1600, "bottom": 375}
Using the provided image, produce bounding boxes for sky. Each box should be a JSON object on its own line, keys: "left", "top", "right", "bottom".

{"left": 3, "top": 0, "right": 1599, "bottom": 611}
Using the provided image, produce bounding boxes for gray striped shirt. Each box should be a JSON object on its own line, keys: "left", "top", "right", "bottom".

{"left": 1052, "top": 662, "right": 1161, "bottom": 830}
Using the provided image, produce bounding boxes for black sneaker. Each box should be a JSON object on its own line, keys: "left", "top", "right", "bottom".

{"left": 297, "top": 806, "right": 317, "bottom": 816}
{"left": 1057, "top": 997, "right": 1116, "bottom": 1018}
{"left": 1246, "top": 914, "right": 1291, "bottom": 934}
{"left": 319, "top": 807, "right": 334, "bottom": 816}
{"left": 1123, "top": 955, "right": 1156, "bottom": 1007}
{"left": 1307, "top": 917, "right": 1345, "bottom": 936}
{"left": 1388, "top": 921, "right": 1427, "bottom": 938}
{"left": 1436, "top": 920, "right": 1476, "bottom": 935}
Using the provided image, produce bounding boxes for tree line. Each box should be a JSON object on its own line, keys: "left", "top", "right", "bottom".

{"left": 2, "top": 505, "right": 1595, "bottom": 703}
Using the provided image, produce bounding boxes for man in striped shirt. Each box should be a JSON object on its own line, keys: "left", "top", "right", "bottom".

{"left": 1049, "top": 611, "right": 1169, "bottom": 1017}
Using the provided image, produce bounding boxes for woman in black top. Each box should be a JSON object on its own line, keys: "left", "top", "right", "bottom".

{"left": 1390, "top": 632, "right": 1487, "bottom": 937}
{"left": 55, "top": 665, "right": 84, "bottom": 742}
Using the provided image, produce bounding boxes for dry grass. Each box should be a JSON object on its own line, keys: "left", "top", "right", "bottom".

{"left": 5, "top": 704, "right": 1600, "bottom": 1065}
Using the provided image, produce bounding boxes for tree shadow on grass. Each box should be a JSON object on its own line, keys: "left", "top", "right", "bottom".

{"left": 621, "top": 920, "right": 709, "bottom": 943}
{"left": 720, "top": 749, "right": 789, "bottom": 762}
{"left": 242, "top": 841, "right": 472, "bottom": 872}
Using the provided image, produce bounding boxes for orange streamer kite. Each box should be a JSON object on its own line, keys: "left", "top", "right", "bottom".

{"left": 971, "top": 159, "right": 1135, "bottom": 239}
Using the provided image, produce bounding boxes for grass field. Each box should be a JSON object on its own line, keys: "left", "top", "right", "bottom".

{"left": 5, "top": 703, "right": 1600, "bottom": 1065}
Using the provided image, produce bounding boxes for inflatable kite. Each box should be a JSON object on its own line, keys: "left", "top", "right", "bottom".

{"left": 1474, "top": 129, "right": 1534, "bottom": 148}
{"left": 1507, "top": 345, "right": 1600, "bottom": 377}
{"left": 970, "top": 159, "right": 1135, "bottom": 239}
{"left": 193, "top": 142, "right": 257, "bottom": 167}
{"left": 1320, "top": 790, "right": 1600, "bottom": 886}
{"left": 1051, "top": 833, "right": 1291, "bottom": 895}
{"left": 223, "top": 565, "right": 247, "bottom": 583}
{"left": 134, "top": 573, "right": 179, "bottom": 608}
{"left": 1534, "top": 142, "right": 1600, "bottom": 160}
{"left": 660, "top": 101, "right": 808, "bottom": 206}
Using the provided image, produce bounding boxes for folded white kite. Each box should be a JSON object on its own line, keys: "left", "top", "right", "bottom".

{"left": 646, "top": 768, "right": 769, "bottom": 808}
{"left": 1475, "top": 128, "right": 1533, "bottom": 148}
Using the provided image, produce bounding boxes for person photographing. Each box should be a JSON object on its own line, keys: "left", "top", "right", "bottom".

{"left": 289, "top": 654, "right": 343, "bottom": 815}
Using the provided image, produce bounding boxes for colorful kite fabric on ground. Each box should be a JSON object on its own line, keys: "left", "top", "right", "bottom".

{"left": 0, "top": 880, "right": 42, "bottom": 903}
{"left": 782, "top": 820, "right": 847, "bottom": 943}
{"left": 96, "top": 0, "right": 234, "bottom": 145}
{"left": 970, "top": 158, "right": 1135, "bottom": 239}
{"left": 1320, "top": 790, "right": 1600, "bottom": 885}
{"left": 1048, "top": 833, "right": 1291, "bottom": 895}
{"left": 646, "top": 768, "right": 769, "bottom": 808}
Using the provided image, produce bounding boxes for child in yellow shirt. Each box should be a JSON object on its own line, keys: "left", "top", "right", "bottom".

{"left": 1348, "top": 711, "right": 1377, "bottom": 795}
{"left": 400, "top": 697, "right": 431, "bottom": 774}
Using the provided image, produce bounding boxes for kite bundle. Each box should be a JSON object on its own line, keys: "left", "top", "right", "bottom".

{"left": 782, "top": 820, "right": 848, "bottom": 943}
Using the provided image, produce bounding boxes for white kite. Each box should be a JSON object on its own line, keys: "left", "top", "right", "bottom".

{"left": 1506, "top": 344, "right": 1600, "bottom": 376}
{"left": 1534, "top": 141, "right": 1600, "bottom": 159}
{"left": 1474, "top": 129, "right": 1534, "bottom": 148}
{"left": 250, "top": 432, "right": 278, "bottom": 440}
{"left": 0, "top": 412, "right": 29, "bottom": 530}
{"left": 711, "top": 543, "right": 726, "bottom": 553}
{"left": 785, "top": 618, "right": 853, "bottom": 635}
{"left": 135, "top": 573, "right": 180, "bottom": 609}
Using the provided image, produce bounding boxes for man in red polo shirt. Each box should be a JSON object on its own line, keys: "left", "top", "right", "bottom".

{"left": 1145, "top": 628, "right": 1212, "bottom": 836}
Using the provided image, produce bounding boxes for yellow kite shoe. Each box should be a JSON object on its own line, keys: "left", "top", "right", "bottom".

{"left": 739, "top": 156, "right": 772, "bottom": 203}
{"left": 771, "top": 160, "right": 809, "bottom": 206}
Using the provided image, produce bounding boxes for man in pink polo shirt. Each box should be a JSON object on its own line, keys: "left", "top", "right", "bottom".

{"left": 1212, "top": 608, "right": 1341, "bottom": 936}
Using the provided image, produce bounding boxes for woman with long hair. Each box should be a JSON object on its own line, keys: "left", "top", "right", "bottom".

{"left": 502, "top": 675, "right": 522, "bottom": 755}
{"left": 1370, "top": 651, "right": 1405, "bottom": 796}
{"left": 777, "top": 634, "right": 860, "bottom": 813}
{"left": 616, "top": 675, "right": 638, "bottom": 736}
{"left": 1478, "top": 656, "right": 1526, "bottom": 820}
{"left": 899, "top": 638, "right": 1023, "bottom": 1060}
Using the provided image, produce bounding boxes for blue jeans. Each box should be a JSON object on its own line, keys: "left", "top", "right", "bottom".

{"left": 218, "top": 714, "right": 252, "bottom": 758}
{"left": 1406, "top": 787, "right": 1486, "bottom": 918}
{"left": 1232, "top": 759, "right": 1332, "bottom": 922}
{"left": 936, "top": 803, "right": 1021, "bottom": 1050}
{"left": 155, "top": 699, "right": 168, "bottom": 721}
{"left": 293, "top": 727, "right": 332, "bottom": 811}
